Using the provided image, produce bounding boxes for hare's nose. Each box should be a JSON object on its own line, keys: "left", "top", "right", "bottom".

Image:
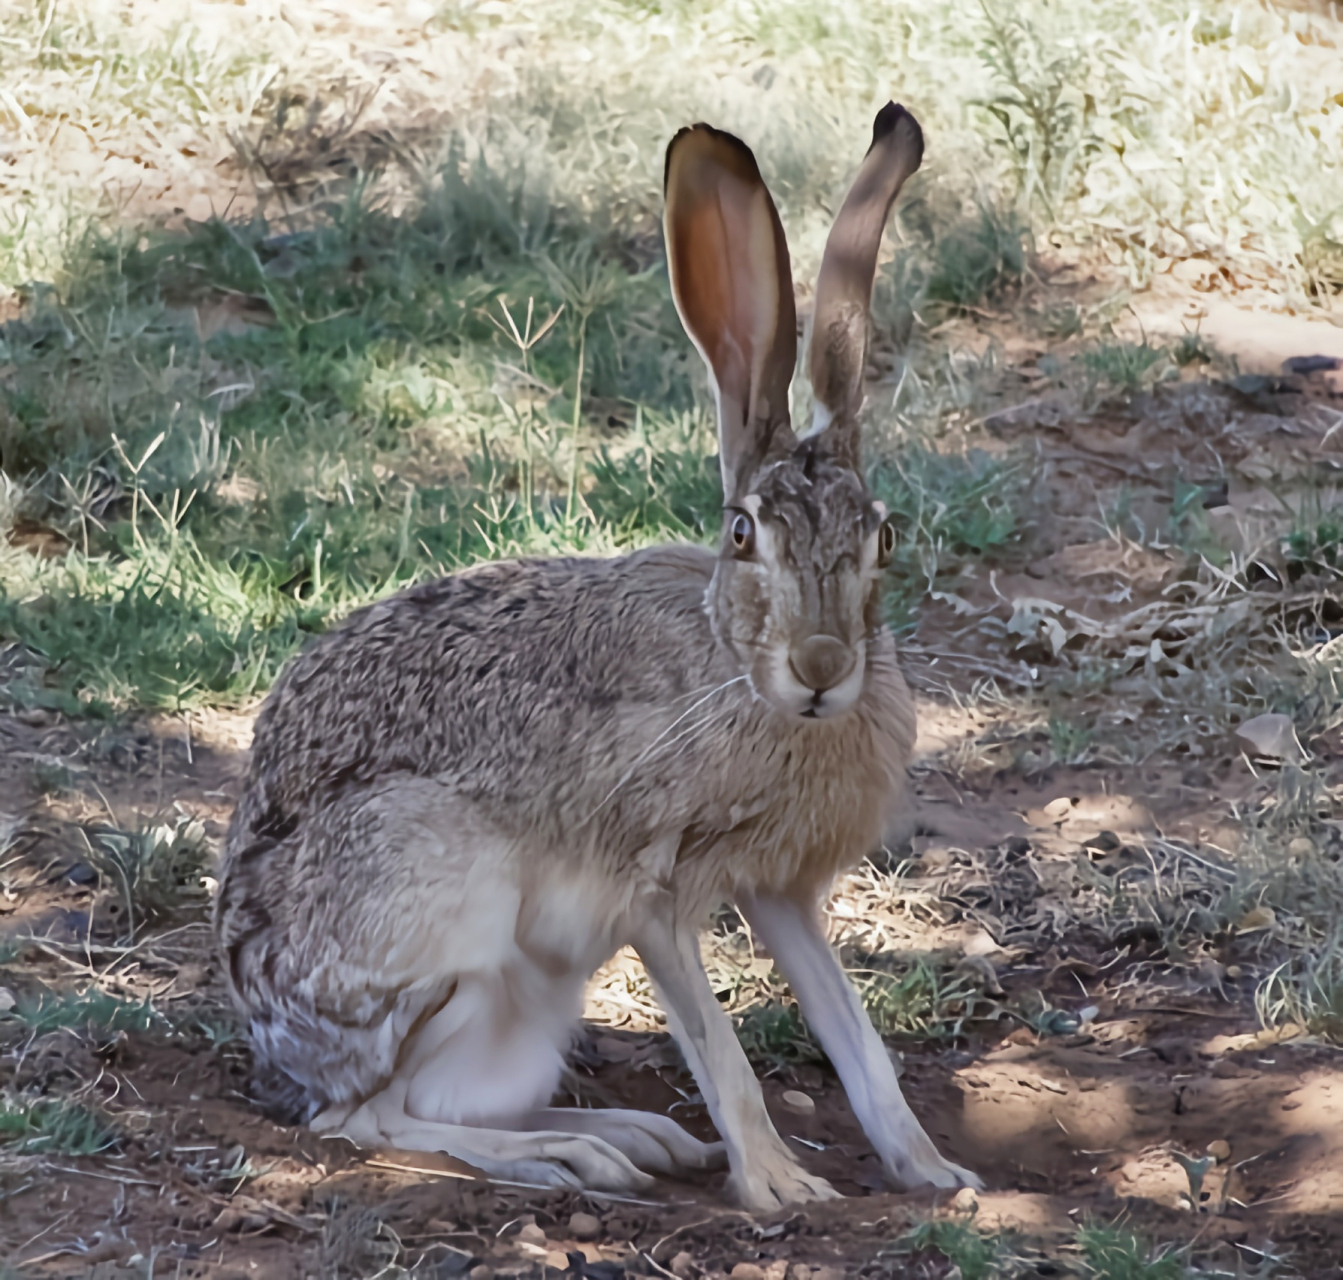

{"left": 788, "top": 634, "right": 856, "bottom": 693}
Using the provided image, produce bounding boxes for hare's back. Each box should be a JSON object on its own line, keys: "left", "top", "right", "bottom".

{"left": 228, "top": 544, "right": 719, "bottom": 854}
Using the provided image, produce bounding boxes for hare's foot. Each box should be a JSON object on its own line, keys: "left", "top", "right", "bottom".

{"left": 521, "top": 1107, "right": 726, "bottom": 1176}
{"left": 317, "top": 1091, "right": 654, "bottom": 1193}
{"left": 882, "top": 1127, "right": 983, "bottom": 1192}
{"left": 728, "top": 1134, "right": 840, "bottom": 1211}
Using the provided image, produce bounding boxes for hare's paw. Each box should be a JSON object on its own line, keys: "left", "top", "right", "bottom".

{"left": 884, "top": 1145, "right": 983, "bottom": 1192}
{"left": 570, "top": 1110, "right": 726, "bottom": 1176}
{"left": 517, "top": 1132, "right": 658, "bottom": 1193}
{"left": 728, "top": 1147, "right": 841, "bottom": 1212}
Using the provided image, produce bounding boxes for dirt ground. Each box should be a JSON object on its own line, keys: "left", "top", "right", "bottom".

{"left": 3, "top": 339, "right": 1343, "bottom": 1276}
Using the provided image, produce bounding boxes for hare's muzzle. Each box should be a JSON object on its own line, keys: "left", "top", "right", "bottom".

{"left": 788, "top": 633, "right": 857, "bottom": 696}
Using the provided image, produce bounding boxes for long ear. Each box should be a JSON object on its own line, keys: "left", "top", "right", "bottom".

{"left": 808, "top": 102, "right": 924, "bottom": 464}
{"left": 664, "top": 123, "right": 797, "bottom": 499}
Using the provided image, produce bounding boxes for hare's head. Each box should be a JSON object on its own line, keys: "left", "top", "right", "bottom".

{"left": 664, "top": 103, "right": 923, "bottom": 720}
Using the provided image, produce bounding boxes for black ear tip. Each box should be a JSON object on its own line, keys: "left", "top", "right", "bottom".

{"left": 870, "top": 101, "right": 924, "bottom": 163}
{"left": 664, "top": 122, "right": 763, "bottom": 193}
{"left": 664, "top": 123, "right": 706, "bottom": 189}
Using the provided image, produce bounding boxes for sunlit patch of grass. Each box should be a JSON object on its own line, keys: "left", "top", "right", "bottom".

{"left": 856, "top": 957, "right": 999, "bottom": 1039}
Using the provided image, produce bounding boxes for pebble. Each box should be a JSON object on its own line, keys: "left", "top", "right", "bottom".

{"left": 730, "top": 1264, "right": 766, "bottom": 1280}
{"left": 951, "top": 1186, "right": 979, "bottom": 1212}
{"left": 813, "top": 1268, "right": 845, "bottom": 1280}
{"left": 1233, "top": 713, "right": 1306, "bottom": 764}
{"left": 780, "top": 1089, "right": 815, "bottom": 1116}
{"left": 670, "top": 1251, "right": 696, "bottom": 1278}
{"left": 516, "top": 1223, "right": 548, "bottom": 1248}
{"left": 470, "top": 1267, "right": 494, "bottom": 1280}
{"left": 0, "top": 987, "right": 15, "bottom": 1013}
{"left": 569, "top": 1212, "right": 602, "bottom": 1241}
{"left": 1207, "top": 1139, "right": 1231, "bottom": 1162}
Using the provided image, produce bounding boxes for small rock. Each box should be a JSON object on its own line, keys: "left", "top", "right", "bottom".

{"left": 1042, "top": 796, "right": 1074, "bottom": 821}
{"left": 763, "top": 1263, "right": 788, "bottom": 1280}
{"left": 1283, "top": 354, "right": 1340, "bottom": 376}
{"left": 1207, "top": 1139, "right": 1231, "bottom": 1162}
{"left": 1225, "top": 964, "right": 1243, "bottom": 979}
{"left": 544, "top": 1251, "right": 570, "bottom": 1271}
{"left": 516, "top": 1224, "right": 548, "bottom": 1248}
{"left": 569, "top": 1212, "right": 602, "bottom": 1241}
{"left": 789, "top": 1267, "right": 811, "bottom": 1280}
{"left": 812, "top": 1268, "right": 845, "bottom": 1280}
{"left": 730, "top": 1265, "right": 766, "bottom": 1280}
{"left": 780, "top": 1089, "right": 815, "bottom": 1116}
{"left": 0, "top": 987, "right": 15, "bottom": 1013}
{"left": 1287, "top": 836, "right": 1317, "bottom": 859}
{"left": 1000, "top": 835, "right": 1032, "bottom": 859}
{"left": 1233, "top": 713, "right": 1306, "bottom": 764}
{"left": 470, "top": 1267, "right": 494, "bottom": 1280}
{"left": 1083, "top": 830, "right": 1121, "bottom": 853}
{"left": 951, "top": 1186, "right": 979, "bottom": 1212}
{"left": 670, "top": 1251, "right": 696, "bottom": 1278}
{"left": 1235, "top": 905, "right": 1277, "bottom": 934}
{"left": 919, "top": 845, "right": 952, "bottom": 871}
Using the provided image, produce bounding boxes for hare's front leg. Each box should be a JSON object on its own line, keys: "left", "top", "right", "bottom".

{"left": 740, "top": 891, "right": 982, "bottom": 1192}
{"left": 632, "top": 896, "right": 839, "bottom": 1211}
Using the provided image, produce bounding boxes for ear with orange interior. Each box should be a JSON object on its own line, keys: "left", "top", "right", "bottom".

{"left": 663, "top": 123, "right": 797, "bottom": 500}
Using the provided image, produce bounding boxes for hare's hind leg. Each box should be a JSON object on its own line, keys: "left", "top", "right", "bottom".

{"left": 519, "top": 1108, "right": 726, "bottom": 1175}
{"left": 314, "top": 977, "right": 655, "bottom": 1193}
{"left": 318, "top": 1081, "right": 654, "bottom": 1192}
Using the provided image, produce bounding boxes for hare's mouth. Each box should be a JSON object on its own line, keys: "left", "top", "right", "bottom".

{"left": 763, "top": 642, "right": 867, "bottom": 720}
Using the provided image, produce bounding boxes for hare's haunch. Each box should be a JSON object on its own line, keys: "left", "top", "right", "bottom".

{"left": 214, "top": 103, "right": 980, "bottom": 1209}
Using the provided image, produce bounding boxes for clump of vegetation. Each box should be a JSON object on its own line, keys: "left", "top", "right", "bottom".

{"left": 1077, "top": 1225, "right": 1189, "bottom": 1280}
{"left": 80, "top": 811, "right": 215, "bottom": 938}
{"left": 887, "top": 1218, "right": 1006, "bottom": 1280}
{"left": 8, "top": 987, "right": 167, "bottom": 1039}
{"left": 0, "top": 1093, "right": 118, "bottom": 1156}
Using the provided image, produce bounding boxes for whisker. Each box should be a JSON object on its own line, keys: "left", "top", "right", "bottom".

{"left": 581, "top": 675, "right": 749, "bottom": 824}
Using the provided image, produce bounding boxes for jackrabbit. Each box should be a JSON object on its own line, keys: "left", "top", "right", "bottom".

{"left": 214, "top": 101, "right": 980, "bottom": 1209}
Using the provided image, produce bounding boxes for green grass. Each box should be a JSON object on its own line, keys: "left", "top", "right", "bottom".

{"left": 6, "top": 988, "right": 167, "bottom": 1039}
{"left": 80, "top": 812, "right": 214, "bottom": 939}
{"left": 886, "top": 1221, "right": 1205, "bottom": 1280}
{"left": 887, "top": 1219, "right": 1005, "bottom": 1280}
{"left": 0, "top": 153, "right": 1033, "bottom": 712}
{"left": 0, "top": 1093, "right": 117, "bottom": 1156}
{"left": 5, "top": 0, "right": 1334, "bottom": 718}
{"left": 1078, "top": 1226, "right": 1188, "bottom": 1280}
{"left": 733, "top": 955, "right": 1001, "bottom": 1064}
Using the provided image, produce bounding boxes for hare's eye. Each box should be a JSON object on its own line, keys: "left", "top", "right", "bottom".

{"left": 730, "top": 512, "right": 756, "bottom": 557}
{"left": 877, "top": 518, "right": 897, "bottom": 568}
